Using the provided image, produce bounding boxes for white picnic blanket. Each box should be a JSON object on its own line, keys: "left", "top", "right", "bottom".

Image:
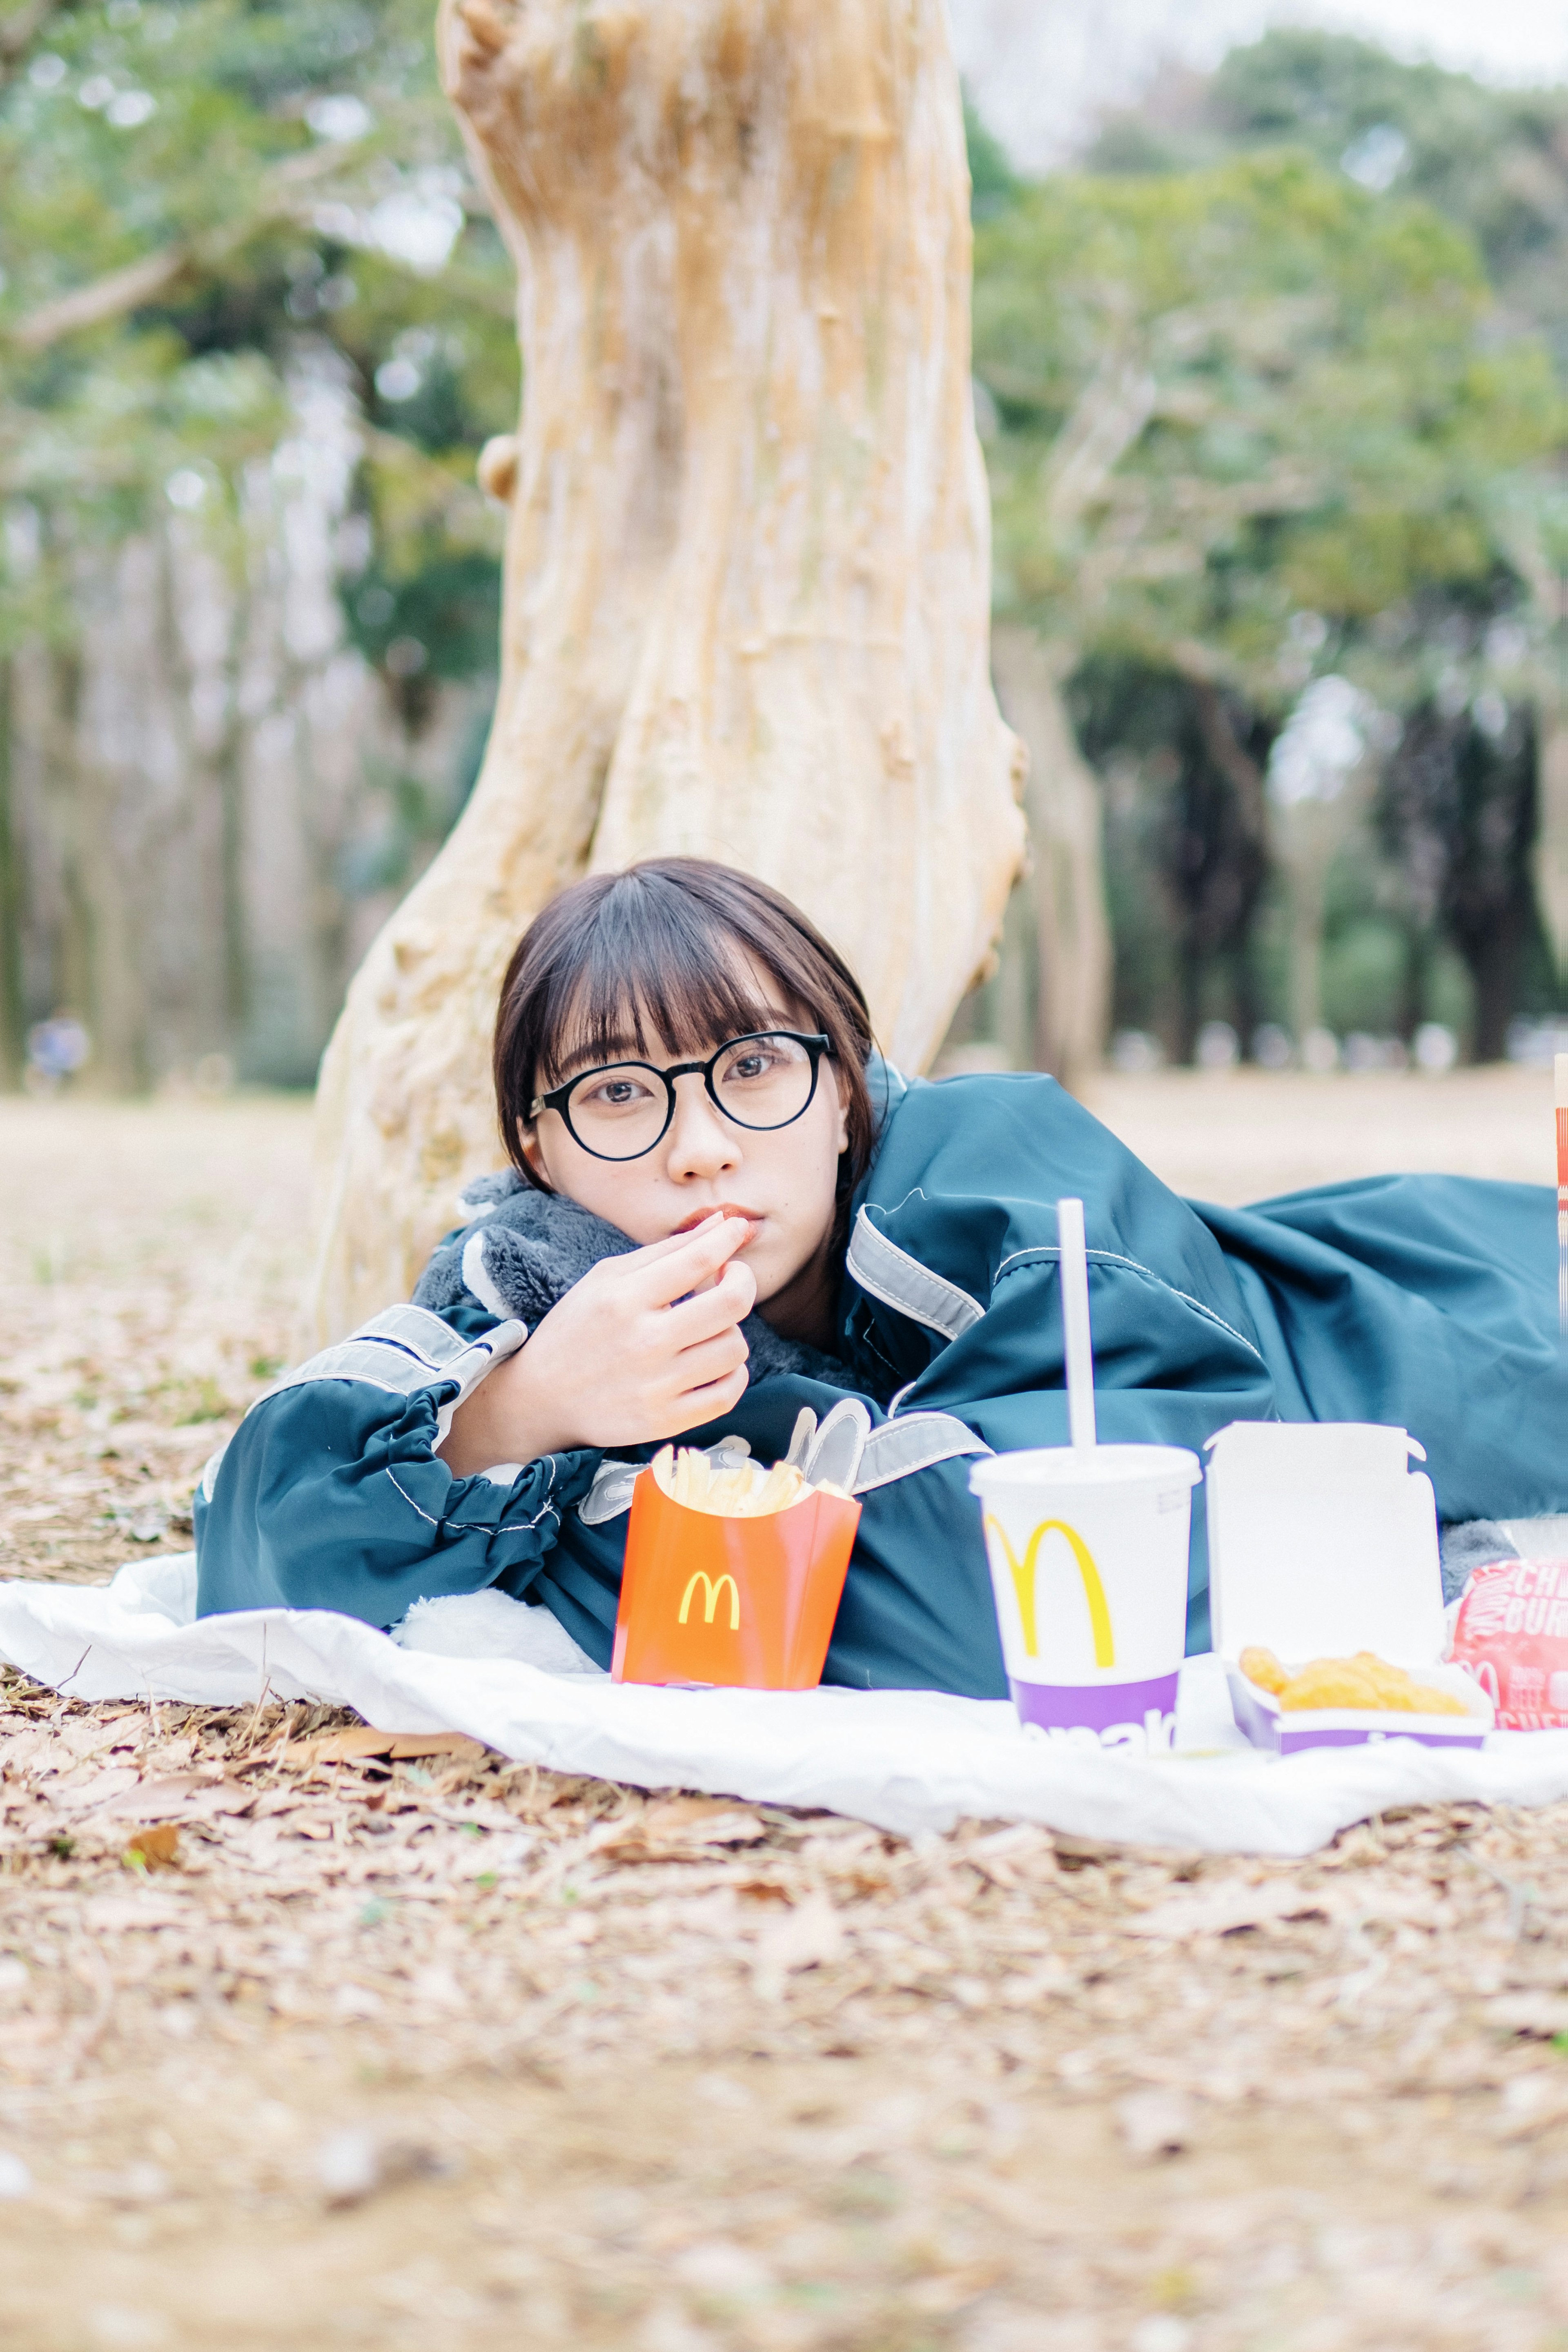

{"left": 5, "top": 1555, "right": 1568, "bottom": 1857}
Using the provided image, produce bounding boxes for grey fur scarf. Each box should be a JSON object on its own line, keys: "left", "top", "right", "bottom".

{"left": 412, "top": 1169, "right": 847, "bottom": 1387}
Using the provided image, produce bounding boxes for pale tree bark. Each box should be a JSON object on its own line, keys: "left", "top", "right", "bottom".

{"left": 1535, "top": 708, "right": 1568, "bottom": 996}
{"left": 989, "top": 625, "right": 1109, "bottom": 1086}
{"left": 306, "top": 0, "right": 1026, "bottom": 1342}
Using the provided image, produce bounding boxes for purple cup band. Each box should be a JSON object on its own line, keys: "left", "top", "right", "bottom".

{"left": 1278, "top": 1725, "right": 1486, "bottom": 1755}
{"left": 1009, "top": 1672, "right": 1179, "bottom": 1734}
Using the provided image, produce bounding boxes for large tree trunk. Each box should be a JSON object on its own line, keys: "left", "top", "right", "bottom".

{"left": 989, "top": 625, "right": 1109, "bottom": 1086}
{"left": 305, "top": 0, "right": 1026, "bottom": 1343}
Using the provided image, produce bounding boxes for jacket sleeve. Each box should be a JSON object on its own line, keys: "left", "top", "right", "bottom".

{"left": 192, "top": 1302, "right": 599, "bottom": 1629}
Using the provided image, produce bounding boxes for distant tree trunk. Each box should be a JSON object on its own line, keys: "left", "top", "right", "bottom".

{"left": 306, "top": 0, "right": 1026, "bottom": 1340}
{"left": 1466, "top": 922, "right": 1529, "bottom": 1062}
{"left": 1394, "top": 921, "right": 1433, "bottom": 1044}
{"left": 1160, "top": 679, "right": 1272, "bottom": 1063}
{"left": 1274, "top": 797, "right": 1350, "bottom": 1045}
{"left": 989, "top": 625, "right": 1109, "bottom": 1087}
{"left": 1441, "top": 704, "right": 1538, "bottom": 1062}
{"left": 0, "top": 658, "right": 22, "bottom": 1087}
{"left": 1536, "top": 706, "right": 1568, "bottom": 1003}
{"left": 46, "top": 644, "right": 98, "bottom": 1058}
{"left": 217, "top": 711, "right": 248, "bottom": 1045}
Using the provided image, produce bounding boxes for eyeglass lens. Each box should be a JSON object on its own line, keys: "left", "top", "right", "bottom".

{"left": 564, "top": 1033, "right": 817, "bottom": 1160}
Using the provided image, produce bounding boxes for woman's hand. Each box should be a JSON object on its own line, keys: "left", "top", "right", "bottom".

{"left": 436, "top": 1213, "right": 757, "bottom": 1477}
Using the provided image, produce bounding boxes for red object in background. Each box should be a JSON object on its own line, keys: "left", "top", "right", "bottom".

{"left": 612, "top": 1471, "right": 860, "bottom": 1689}
{"left": 1449, "top": 1556, "right": 1568, "bottom": 1728}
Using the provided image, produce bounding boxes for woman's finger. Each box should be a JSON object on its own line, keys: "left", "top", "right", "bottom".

{"left": 662, "top": 1363, "right": 752, "bottom": 1436}
{"left": 663, "top": 1259, "right": 757, "bottom": 1346}
{"left": 668, "top": 1327, "right": 749, "bottom": 1390}
{"left": 620, "top": 1212, "right": 728, "bottom": 1265}
{"left": 630, "top": 1216, "right": 754, "bottom": 1308}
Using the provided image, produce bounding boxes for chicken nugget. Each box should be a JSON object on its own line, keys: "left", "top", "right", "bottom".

{"left": 1350, "top": 1654, "right": 1468, "bottom": 1715}
{"left": 1240, "top": 1645, "right": 1290, "bottom": 1697}
{"left": 1404, "top": 1681, "right": 1469, "bottom": 1716}
{"left": 1278, "top": 1659, "right": 1384, "bottom": 1711}
{"left": 1352, "top": 1653, "right": 1423, "bottom": 1710}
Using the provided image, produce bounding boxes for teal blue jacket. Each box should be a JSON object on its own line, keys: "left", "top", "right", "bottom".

{"left": 194, "top": 1067, "right": 1567, "bottom": 1695}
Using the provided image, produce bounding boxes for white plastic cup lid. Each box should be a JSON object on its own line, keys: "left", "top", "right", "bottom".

{"left": 970, "top": 1445, "right": 1201, "bottom": 1495}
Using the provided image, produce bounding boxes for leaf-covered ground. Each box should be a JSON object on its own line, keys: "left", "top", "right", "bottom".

{"left": 2, "top": 1077, "right": 1566, "bottom": 2352}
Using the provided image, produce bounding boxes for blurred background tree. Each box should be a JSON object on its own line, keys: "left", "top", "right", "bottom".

{"left": 0, "top": 0, "right": 515, "bottom": 1088}
{"left": 2, "top": 9, "right": 1567, "bottom": 1093}
{"left": 963, "top": 29, "right": 1568, "bottom": 1074}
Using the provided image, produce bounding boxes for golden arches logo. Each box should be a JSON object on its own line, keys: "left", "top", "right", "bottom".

{"left": 678, "top": 1570, "right": 741, "bottom": 1631}
{"left": 983, "top": 1515, "right": 1115, "bottom": 1668}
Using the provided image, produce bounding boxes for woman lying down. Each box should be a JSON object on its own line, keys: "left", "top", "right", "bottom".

{"left": 194, "top": 858, "right": 1568, "bottom": 1693}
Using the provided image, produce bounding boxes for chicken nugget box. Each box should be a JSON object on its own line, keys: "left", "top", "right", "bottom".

{"left": 1205, "top": 1421, "right": 1492, "bottom": 1756}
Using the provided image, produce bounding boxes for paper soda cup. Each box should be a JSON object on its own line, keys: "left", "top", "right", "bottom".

{"left": 970, "top": 1446, "right": 1200, "bottom": 1747}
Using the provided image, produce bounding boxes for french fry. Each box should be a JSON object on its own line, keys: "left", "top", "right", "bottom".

{"left": 649, "top": 1446, "right": 842, "bottom": 1518}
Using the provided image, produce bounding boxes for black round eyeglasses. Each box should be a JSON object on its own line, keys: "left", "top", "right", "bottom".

{"left": 529, "top": 1031, "right": 831, "bottom": 1163}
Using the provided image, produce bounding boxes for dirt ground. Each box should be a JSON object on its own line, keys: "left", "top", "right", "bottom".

{"left": 2, "top": 1071, "right": 1567, "bottom": 2352}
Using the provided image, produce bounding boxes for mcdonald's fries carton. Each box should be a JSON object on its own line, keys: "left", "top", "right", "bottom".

{"left": 1205, "top": 1422, "right": 1492, "bottom": 1755}
{"left": 612, "top": 1449, "right": 860, "bottom": 1690}
{"left": 970, "top": 1445, "right": 1201, "bottom": 1752}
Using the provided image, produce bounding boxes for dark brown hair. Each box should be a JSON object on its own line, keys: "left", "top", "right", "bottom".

{"left": 493, "top": 858, "right": 877, "bottom": 1194}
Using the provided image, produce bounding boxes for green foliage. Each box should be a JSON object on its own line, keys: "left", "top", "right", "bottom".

{"left": 1209, "top": 33, "right": 1568, "bottom": 366}
{"left": 974, "top": 149, "right": 1564, "bottom": 705}
{"left": 0, "top": 0, "right": 516, "bottom": 696}
{"left": 978, "top": 45, "right": 1568, "bottom": 1052}
{"left": 963, "top": 87, "right": 1019, "bottom": 222}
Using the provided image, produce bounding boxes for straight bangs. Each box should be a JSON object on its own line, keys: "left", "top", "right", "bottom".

{"left": 493, "top": 859, "right": 877, "bottom": 1194}
{"left": 543, "top": 891, "right": 786, "bottom": 1085}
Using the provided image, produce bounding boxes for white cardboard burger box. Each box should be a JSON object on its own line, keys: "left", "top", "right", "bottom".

{"left": 1205, "top": 1421, "right": 1493, "bottom": 1755}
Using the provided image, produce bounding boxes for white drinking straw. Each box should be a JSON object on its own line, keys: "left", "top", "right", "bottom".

{"left": 1556, "top": 1054, "right": 1567, "bottom": 1336}
{"left": 1056, "top": 1196, "right": 1098, "bottom": 1452}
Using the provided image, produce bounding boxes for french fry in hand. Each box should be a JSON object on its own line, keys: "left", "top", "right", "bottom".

{"left": 650, "top": 1446, "right": 843, "bottom": 1518}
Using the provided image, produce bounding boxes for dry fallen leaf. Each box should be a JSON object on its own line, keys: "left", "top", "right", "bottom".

{"left": 98, "top": 1775, "right": 254, "bottom": 1824}
{"left": 299, "top": 1728, "right": 488, "bottom": 1768}
{"left": 45, "top": 1766, "right": 142, "bottom": 1816}
{"left": 1123, "top": 1879, "right": 1335, "bottom": 1940}
{"left": 962, "top": 1824, "right": 1059, "bottom": 1888}
{"left": 1116, "top": 2090, "right": 1195, "bottom": 2161}
{"left": 753, "top": 1893, "right": 846, "bottom": 1996}
{"left": 123, "top": 1823, "right": 180, "bottom": 1872}
{"left": 590, "top": 1795, "right": 768, "bottom": 1863}
{"left": 314, "top": 2127, "right": 443, "bottom": 2208}
{"left": 1494, "top": 2074, "right": 1568, "bottom": 2141}
{"left": 1485, "top": 1993, "right": 1568, "bottom": 2040}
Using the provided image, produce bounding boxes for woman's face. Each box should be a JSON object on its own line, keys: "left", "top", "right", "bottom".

{"left": 521, "top": 959, "right": 851, "bottom": 1314}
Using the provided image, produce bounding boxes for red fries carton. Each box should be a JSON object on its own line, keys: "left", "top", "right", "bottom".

{"left": 612, "top": 1468, "right": 859, "bottom": 1690}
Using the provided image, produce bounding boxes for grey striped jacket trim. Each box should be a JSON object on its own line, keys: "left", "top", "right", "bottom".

{"left": 853, "top": 1411, "right": 991, "bottom": 1492}
{"left": 846, "top": 1206, "right": 985, "bottom": 1343}
{"left": 198, "top": 1305, "right": 528, "bottom": 1502}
